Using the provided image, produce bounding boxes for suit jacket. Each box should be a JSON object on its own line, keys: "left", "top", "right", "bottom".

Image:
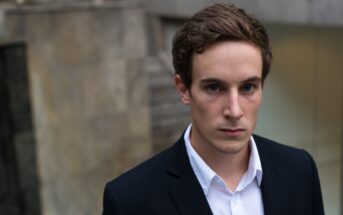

{"left": 103, "top": 134, "right": 324, "bottom": 215}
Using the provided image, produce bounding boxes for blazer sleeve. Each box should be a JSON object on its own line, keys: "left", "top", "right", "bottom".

{"left": 305, "top": 151, "right": 325, "bottom": 215}
{"left": 102, "top": 183, "right": 127, "bottom": 215}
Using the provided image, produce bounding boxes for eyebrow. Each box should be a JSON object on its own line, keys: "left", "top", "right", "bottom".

{"left": 199, "top": 78, "right": 226, "bottom": 85}
{"left": 242, "top": 76, "right": 262, "bottom": 83}
{"left": 199, "top": 76, "right": 262, "bottom": 84}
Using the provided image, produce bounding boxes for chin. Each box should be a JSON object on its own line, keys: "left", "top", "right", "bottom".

{"left": 215, "top": 139, "right": 249, "bottom": 155}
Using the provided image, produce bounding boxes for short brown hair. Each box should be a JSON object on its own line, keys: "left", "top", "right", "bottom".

{"left": 172, "top": 3, "right": 272, "bottom": 89}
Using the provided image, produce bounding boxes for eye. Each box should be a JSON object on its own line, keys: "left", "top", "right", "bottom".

{"left": 206, "top": 83, "right": 222, "bottom": 93}
{"left": 240, "top": 83, "right": 255, "bottom": 93}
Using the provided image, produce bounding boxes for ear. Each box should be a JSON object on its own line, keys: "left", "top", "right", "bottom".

{"left": 175, "top": 74, "right": 191, "bottom": 105}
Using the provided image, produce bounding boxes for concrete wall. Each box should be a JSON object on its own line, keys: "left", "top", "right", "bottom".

{"left": 5, "top": 1, "right": 152, "bottom": 214}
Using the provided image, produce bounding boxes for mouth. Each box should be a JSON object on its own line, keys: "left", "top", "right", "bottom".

{"left": 218, "top": 128, "right": 245, "bottom": 137}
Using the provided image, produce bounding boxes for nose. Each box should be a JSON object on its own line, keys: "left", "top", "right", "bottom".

{"left": 223, "top": 90, "right": 243, "bottom": 120}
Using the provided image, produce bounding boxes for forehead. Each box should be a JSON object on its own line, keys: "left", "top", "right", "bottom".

{"left": 191, "top": 41, "right": 263, "bottom": 83}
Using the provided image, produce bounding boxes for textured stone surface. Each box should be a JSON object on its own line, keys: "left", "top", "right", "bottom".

{"left": 6, "top": 2, "right": 151, "bottom": 215}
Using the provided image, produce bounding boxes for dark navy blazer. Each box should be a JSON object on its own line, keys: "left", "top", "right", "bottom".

{"left": 103, "top": 134, "right": 324, "bottom": 215}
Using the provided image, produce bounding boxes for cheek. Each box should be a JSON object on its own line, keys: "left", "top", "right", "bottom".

{"left": 190, "top": 97, "right": 220, "bottom": 120}
{"left": 242, "top": 96, "right": 262, "bottom": 115}
{"left": 251, "top": 100, "right": 261, "bottom": 112}
{"left": 191, "top": 100, "right": 210, "bottom": 116}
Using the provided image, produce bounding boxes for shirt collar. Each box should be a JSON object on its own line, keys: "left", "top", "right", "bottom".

{"left": 184, "top": 124, "right": 263, "bottom": 195}
{"left": 248, "top": 135, "right": 263, "bottom": 186}
{"left": 184, "top": 124, "right": 216, "bottom": 195}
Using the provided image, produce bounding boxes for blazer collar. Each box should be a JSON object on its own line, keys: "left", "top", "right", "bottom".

{"left": 166, "top": 136, "right": 213, "bottom": 215}
{"left": 254, "top": 135, "right": 287, "bottom": 215}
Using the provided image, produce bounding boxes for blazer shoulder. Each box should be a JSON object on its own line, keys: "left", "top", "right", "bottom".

{"left": 103, "top": 138, "right": 188, "bottom": 214}
{"left": 254, "top": 134, "right": 309, "bottom": 154}
{"left": 107, "top": 145, "right": 174, "bottom": 189}
{"left": 253, "top": 134, "right": 315, "bottom": 169}
{"left": 103, "top": 145, "right": 174, "bottom": 212}
{"left": 254, "top": 135, "right": 324, "bottom": 214}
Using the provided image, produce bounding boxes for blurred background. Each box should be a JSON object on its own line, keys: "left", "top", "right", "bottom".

{"left": 0, "top": 0, "right": 342, "bottom": 214}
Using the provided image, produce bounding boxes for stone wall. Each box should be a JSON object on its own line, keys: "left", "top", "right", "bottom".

{"left": 5, "top": 1, "right": 152, "bottom": 214}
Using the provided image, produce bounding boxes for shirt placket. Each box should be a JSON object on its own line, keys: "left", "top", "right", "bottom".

{"left": 229, "top": 193, "right": 244, "bottom": 215}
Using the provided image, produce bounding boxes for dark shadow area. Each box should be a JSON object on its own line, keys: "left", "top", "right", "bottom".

{"left": 0, "top": 43, "right": 40, "bottom": 215}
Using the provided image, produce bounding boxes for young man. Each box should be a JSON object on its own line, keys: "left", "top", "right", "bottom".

{"left": 103, "top": 3, "right": 324, "bottom": 215}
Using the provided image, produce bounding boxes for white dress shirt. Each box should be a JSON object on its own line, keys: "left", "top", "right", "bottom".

{"left": 184, "top": 124, "right": 264, "bottom": 215}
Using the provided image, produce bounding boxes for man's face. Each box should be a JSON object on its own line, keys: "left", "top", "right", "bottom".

{"left": 175, "top": 41, "right": 263, "bottom": 159}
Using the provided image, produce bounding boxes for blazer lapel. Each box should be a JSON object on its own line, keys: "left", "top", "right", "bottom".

{"left": 166, "top": 137, "right": 212, "bottom": 215}
{"left": 255, "top": 136, "right": 287, "bottom": 215}
{"left": 260, "top": 157, "right": 286, "bottom": 215}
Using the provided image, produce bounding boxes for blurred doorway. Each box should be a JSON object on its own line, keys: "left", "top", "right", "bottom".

{"left": 0, "top": 43, "right": 40, "bottom": 215}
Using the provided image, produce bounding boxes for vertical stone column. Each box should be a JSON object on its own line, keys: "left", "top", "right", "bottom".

{"left": 6, "top": 1, "right": 152, "bottom": 214}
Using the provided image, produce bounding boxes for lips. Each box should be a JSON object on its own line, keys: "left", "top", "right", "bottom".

{"left": 218, "top": 128, "right": 245, "bottom": 137}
